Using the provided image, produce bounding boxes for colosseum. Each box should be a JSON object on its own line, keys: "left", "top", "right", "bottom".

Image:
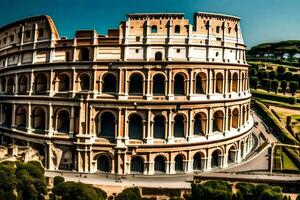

{"left": 0, "top": 12, "right": 253, "bottom": 175}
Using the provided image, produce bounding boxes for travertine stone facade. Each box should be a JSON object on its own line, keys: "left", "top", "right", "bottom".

{"left": 0, "top": 13, "right": 253, "bottom": 175}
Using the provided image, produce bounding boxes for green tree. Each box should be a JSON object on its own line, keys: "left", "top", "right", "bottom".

{"left": 289, "top": 81, "right": 299, "bottom": 96}
{"left": 271, "top": 80, "right": 279, "bottom": 93}
{"left": 261, "top": 79, "right": 271, "bottom": 92}
{"left": 281, "top": 81, "right": 287, "bottom": 95}
{"left": 250, "top": 78, "right": 258, "bottom": 90}
{"left": 269, "top": 71, "right": 277, "bottom": 80}
{"left": 54, "top": 176, "right": 65, "bottom": 187}
{"left": 277, "top": 66, "right": 286, "bottom": 74}
{"left": 284, "top": 72, "right": 293, "bottom": 81}
{"left": 115, "top": 187, "right": 142, "bottom": 200}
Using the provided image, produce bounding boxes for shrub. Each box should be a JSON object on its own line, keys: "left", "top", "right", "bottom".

{"left": 277, "top": 66, "right": 286, "bottom": 73}
{"left": 250, "top": 77, "right": 258, "bottom": 89}
{"left": 53, "top": 176, "right": 65, "bottom": 187}
{"left": 281, "top": 81, "right": 287, "bottom": 95}
{"left": 271, "top": 80, "right": 279, "bottom": 93}
{"left": 261, "top": 79, "right": 271, "bottom": 92}
{"left": 289, "top": 81, "right": 299, "bottom": 96}
{"left": 288, "top": 97, "right": 297, "bottom": 104}
{"left": 277, "top": 73, "right": 285, "bottom": 81}
{"left": 269, "top": 71, "right": 277, "bottom": 80}
{"left": 116, "top": 187, "right": 142, "bottom": 200}
{"left": 284, "top": 72, "right": 293, "bottom": 81}
{"left": 250, "top": 68, "right": 258, "bottom": 77}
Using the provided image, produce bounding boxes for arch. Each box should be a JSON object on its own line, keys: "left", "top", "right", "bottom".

{"left": 6, "top": 77, "right": 14, "bottom": 94}
{"left": 174, "top": 25, "right": 180, "bottom": 33}
{"left": 193, "top": 152, "right": 204, "bottom": 171}
{"left": 211, "top": 149, "right": 222, "bottom": 168}
{"left": 15, "top": 107, "right": 27, "bottom": 128}
{"left": 151, "top": 25, "right": 157, "bottom": 33}
{"left": 97, "top": 154, "right": 111, "bottom": 172}
{"left": 2, "top": 104, "right": 12, "bottom": 127}
{"left": 1, "top": 77, "right": 6, "bottom": 92}
{"left": 57, "top": 110, "right": 70, "bottom": 133}
{"left": 80, "top": 48, "right": 89, "bottom": 61}
{"left": 129, "top": 73, "right": 143, "bottom": 95}
{"left": 232, "top": 108, "right": 239, "bottom": 129}
{"left": 102, "top": 73, "right": 117, "bottom": 94}
{"left": 97, "top": 112, "right": 115, "bottom": 138}
{"left": 35, "top": 73, "right": 47, "bottom": 94}
{"left": 242, "top": 106, "right": 246, "bottom": 125}
{"left": 174, "top": 115, "right": 185, "bottom": 138}
{"left": 216, "top": 26, "right": 220, "bottom": 33}
{"left": 32, "top": 107, "right": 46, "bottom": 130}
{"left": 79, "top": 73, "right": 90, "bottom": 91}
{"left": 155, "top": 52, "right": 162, "bottom": 61}
{"left": 215, "top": 73, "right": 223, "bottom": 94}
{"left": 18, "top": 75, "right": 28, "bottom": 94}
{"left": 228, "top": 145, "right": 237, "bottom": 163}
{"left": 195, "top": 72, "right": 206, "bottom": 94}
{"left": 130, "top": 156, "right": 144, "bottom": 174}
{"left": 174, "top": 73, "right": 185, "bottom": 96}
{"left": 58, "top": 149, "right": 73, "bottom": 170}
{"left": 227, "top": 71, "right": 231, "bottom": 93}
{"left": 241, "top": 73, "right": 245, "bottom": 92}
{"left": 154, "top": 155, "right": 166, "bottom": 173}
{"left": 213, "top": 110, "right": 224, "bottom": 132}
{"left": 58, "top": 73, "right": 70, "bottom": 92}
{"left": 153, "top": 74, "right": 165, "bottom": 96}
{"left": 153, "top": 115, "right": 165, "bottom": 139}
{"left": 129, "top": 114, "right": 143, "bottom": 140}
{"left": 175, "top": 154, "right": 184, "bottom": 172}
{"left": 194, "top": 112, "right": 206, "bottom": 136}
{"left": 232, "top": 73, "right": 238, "bottom": 92}
{"left": 240, "top": 141, "right": 245, "bottom": 159}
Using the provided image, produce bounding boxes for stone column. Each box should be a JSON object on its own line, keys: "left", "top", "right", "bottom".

{"left": 146, "top": 110, "right": 153, "bottom": 144}
{"left": 15, "top": 74, "right": 18, "bottom": 95}
{"left": 207, "top": 108, "right": 212, "bottom": 138}
{"left": 124, "top": 109, "right": 129, "bottom": 144}
{"left": 69, "top": 106, "right": 75, "bottom": 136}
{"left": 26, "top": 103, "right": 32, "bottom": 133}
{"left": 116, "top": 108, "right": 123, "bottom": 147}
{"left": 167, "top": 69, "right": 174, "bottom": 100}
{"left": 46, "top": 141, "right": 54, "bottom": 170}
{"left": 29, "top": 70, "right": 34, "bottom": 96}
{"left": 188, "top": 69, "right": 194, "bottom": 99}
{"left": 11, "top": 103, "right": 16, "bottom": 129}
{"left": 48, "top": 103, "right": 53, "bottom": 136}
{"left": 206, "top": 156, "right": 212, "bottom": 171}
{"left": 222, "top": 153, "right": 228, "bottom": 168}
{"left": 187, "top": 109, "right": 194, "bottom": 141}
{"left": 224, "top": 69, "right": 228, "bottom": 98}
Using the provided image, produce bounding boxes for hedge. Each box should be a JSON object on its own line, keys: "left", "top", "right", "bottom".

{"left": 253, "top": 100, "right": 299, "bottom": 145}
{"left": 251, "top": 90, "right": 300, "bottom": 104}
{"left": 282, "top": 147, "right": 300, "bottom": 169}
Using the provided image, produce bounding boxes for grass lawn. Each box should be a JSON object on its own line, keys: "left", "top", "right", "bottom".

{"left": 281, "top": 152, "right": 299, "bottom": 170}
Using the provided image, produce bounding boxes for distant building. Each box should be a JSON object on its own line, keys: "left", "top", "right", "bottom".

{"left": 0, "top": 12, "right": 253, "bottom": 175}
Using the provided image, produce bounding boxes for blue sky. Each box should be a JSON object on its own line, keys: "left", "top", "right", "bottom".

{"left": 0, "top": 0, "right": 299, "bottom": 48}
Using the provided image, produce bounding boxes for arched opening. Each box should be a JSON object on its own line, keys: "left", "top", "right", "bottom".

{"left": 196, "top": 73, "right": 206, "bottom": 94}
{"left": 232, "top": 73, "right": 238, "bottom": 92}
{"left": 130, "top": 157, "right": 144, "bottom": 174}
{"left": 216, "top": 26, "right": 220, "bottom": 33}
{"left": 98, "top": 112, "right": 115, "bottom": 138}
{"left": 57, "top": 110, "right": 70, "bottom": 133}
{"left": 153, "top": 115, "right": 165, "bottom": 139}
{"left": 211, "top": 149, "right": 222, "bottom": 168}
{"left": 227, "top": 72, "right": 231, "bottom": 93}
{"left": 154, "top": 156, "right": 166, "bottom": 173}
{"left": 58, "top": 150, "right": 73, "bottom": 170}
{"left": 2, "top": 104, "right": 12, "bottom": 127}
{"left": 15, "top": 107, "right": 27, "bottom": 128}
{"left": 242, "top": 106, "right": 246, "bottom": 125}
{"left": 194, "top": 112, "right": 206, "bottom": 136}
{"left": 79, "top": 74, "right": 90, "bottom": 91}
{"left": 213, "top": 111, "right": 224, "bottom": 132}
{"left": 18, "top": 75, "right": 28, "bottom": 94}
{"left": 58, "top": 74, "right": 70, "bottom": 92}
{"left": 240, "top": 141, "right": 245, "bottom": 159}
{"left": 193, "top": 152, "right": 204, "bottom": 171}
{"left": 153, "top": 74, "right": 165, "bottom": 96}
{"left": 174, "top": 25, "right": 180, "bottom": 33}
{"left": 80, "top": 48, "right": 89, "bottom": 61}
{"left": 174, "top": 115, "right": 185, "bottom": 138}
{"left": 215, "top": 73, "right": 223, "bottom": 94}
{"left": 246, "top": 105, "right": 249, "bottom": 122}
{"left": 228, "top": 146, "right": 237, "bottom": 163}
{"left": 175, "top": 154, "right": 184, "bottom": 172}
{"left": 129, "top": 114, "right": 143, "bottom": 140}
{"left": 174, "top": 73, "right": 185, "bottom": 96}
{"left": 155, "top": 52, "right": 162, "bottom": 61}
{"left": 32, "top": 108, "right": 46, "bottom": 130}
{"left": 129, "top": 73, "right": 143, "bottom": 95}
{"left": 232, "top": 108, "right": 239, "bottom": 129}
{"left": 6, "top": 77, "right": 14, "bottom": 94}
{"left": 103, "top": 73, "right": 117, "bottom": 94}
{"left": 241, "top": 73, "right": 245, "bottom": 92}
{"left": 35, "top": 73, "right": 47, "bottom": 94}
{"left": 151, "top": 25, "right": 157, "bottom": 33}
{"left": 97, "top": 155, "right": 111, "bottom": 172}
{"left": 1, "top": 77, "right": 6, "bottom": 93}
